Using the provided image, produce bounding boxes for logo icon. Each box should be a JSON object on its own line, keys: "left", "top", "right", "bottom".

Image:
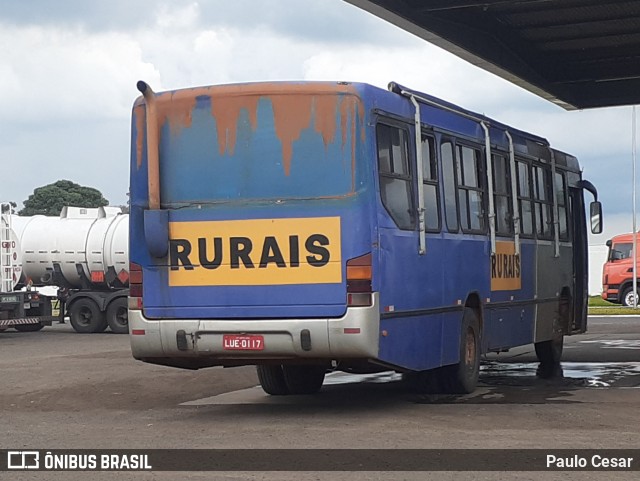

{"left": 7, "top": 451, "right": 40, "bottom": 469}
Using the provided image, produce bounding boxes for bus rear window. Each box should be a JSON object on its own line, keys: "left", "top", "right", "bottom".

{"left": 156, "top": 93, "right": 362, "bottom": 204}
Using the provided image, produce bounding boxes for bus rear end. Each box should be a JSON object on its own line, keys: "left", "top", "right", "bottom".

{"left": 128, "top": 82, "right": 377, "bottom": 392}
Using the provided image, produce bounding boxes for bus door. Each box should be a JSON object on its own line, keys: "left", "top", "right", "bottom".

{"left": 569, "top": 187, "right": 588, "bottom": 333}
{"left": 487, "top": 152, "right": 530, "bottom": 350}
{"left": 375, "top": 119, "right": 445, "bottom": 371}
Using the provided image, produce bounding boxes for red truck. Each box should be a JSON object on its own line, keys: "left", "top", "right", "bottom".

{"left": 602, "top": 233, "right": 640, "bottom": 306}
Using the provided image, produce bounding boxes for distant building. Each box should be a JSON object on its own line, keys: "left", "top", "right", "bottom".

{"left": 588, "top": 244, "right": 608, "bottom": 296}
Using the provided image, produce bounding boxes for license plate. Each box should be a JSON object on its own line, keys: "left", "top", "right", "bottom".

{"left": 222, "top": 335, "right": 264, "bottom": 351}
{"left": 1, "top": 295, "right": 19, "bottom": 303}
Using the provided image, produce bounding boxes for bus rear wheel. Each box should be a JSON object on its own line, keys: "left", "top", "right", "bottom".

{"left": 534, "top": 335, "right": 563, "bottom": 365}
{"left": 402, "top": 369, "right": 442, "bottom": 394}
{"left": 256, "top": 365, "right": 290, "bottom": 395}
{"left": 282, "top": 365, "right": 326, "bottom": 395}
{"left": 440, "top": 308, "right": 480, "bottom": 394}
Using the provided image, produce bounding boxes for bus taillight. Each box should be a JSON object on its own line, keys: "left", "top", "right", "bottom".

{"left": 128, "top": 262, "right": 143, "bottom": 310}
{"left": 346, "top": 253, "right": 372, "bottom": 307}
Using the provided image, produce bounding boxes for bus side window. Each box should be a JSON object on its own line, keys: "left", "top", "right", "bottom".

{"left": 457, "top": 145, "right": 485, "bottom": 233}
{"left": 421, "top": 135, "right": 440, "bottom": 232}
{"left": 533, "top": 165, "right": 553, "bottom": 239}
{"left": 492, "top": 154, "right": 513, "bottom": 236}
{"left": 440, "top": 140, "right": 459, "bottom": 233}
{"left": 516, "top": 160, "right": 535, "bottom": 236}
{"left": 554, "top": 171, "right": 569, "bottom": 240}
{"left": 377, "top": 123, "right": 415, "bottom": 230}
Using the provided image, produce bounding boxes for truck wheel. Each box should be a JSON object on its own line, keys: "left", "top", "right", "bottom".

{"left": 440, "top": 308, "right": 480, "bottom": 394}
{"left": 622, "top": 287, "right": 639, "bottom": 307}
{"left": 535, "top": 335, "right": 563, "bottom": 365}
{"left": 256, "top": 365, "right": 290, "bottom": 395}
{"left": 14, "top": 322, "right": 44, "bottom": 332}
{"left": 106, "top": 298, "right": 128, "bottom": 334}
{"left": 282, "top": 365, "right": 326, "bottom": 395}
{"left": 69, "top": 299, "right": 107, "bottom": 333}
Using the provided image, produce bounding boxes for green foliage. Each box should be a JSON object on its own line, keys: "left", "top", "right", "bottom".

{"left": 1, "top": 201, "right": 17, "bottom": 214}
{"left": 588, "top": 295, "right": 640, "bottom": 314}
{"left": 588, "top": 306, "right": 640, "bottom": 315}
{"left": 19, "top": 180, "right": 109, "bottom": 216}
{"left": 588, "top": 295, "right": 616, "bottom": 307}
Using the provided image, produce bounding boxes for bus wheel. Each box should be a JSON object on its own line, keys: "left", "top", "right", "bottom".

{"left": 441, "top": 308, "right": 480, "bottom": 394}
{"left": 621, "top": 287, "right": 639, "bottom": 307}
{"left": 282, "top": 365, "right": 326, "bottom": 395}
{"left": 534, "top": 335, "right": 563, "bottom": 365}
{"left": 69, "top": 299, "right": 108, "bottom": 333}
{"left": 256, "top": 365, "right": 290, "bottom": 395}
{"left": 14, "top": 322, "right": 44, "bottom": 332}
{"left": 106, "top": 298, "right": 129, "bottom": 334}
{"left": 402, "top": 370, "right": 442, "bottom": 394}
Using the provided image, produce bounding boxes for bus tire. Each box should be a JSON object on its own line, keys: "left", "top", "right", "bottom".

{"left": 256, "top": 365, "right": 290, "bottom": 395}
{"left": 402, "top": 369, "right": 442, "bottom": 394}
{"left": 534, "top": 335, "right": 563, "bottom": 365}
{"left": 441, "top": 308, "right": 480, "bottom": 394}
{"left": 106, "top": 298, "right": 129, "bottom": 334}
{"left": 282, "top": 365, "right": 326, "bottom": 395}
{"left": 14, "top": 322, "right": 44, "bottom": 332}
{"left": 69, "top": 298, "right": 108, "bottom": 333}
{"left": 621, "top": 286, "right": 638, "bottom": 307}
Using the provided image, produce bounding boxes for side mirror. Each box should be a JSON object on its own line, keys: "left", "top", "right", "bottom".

{"left": 590, "top": 201, "right": 603, "bottom": 234}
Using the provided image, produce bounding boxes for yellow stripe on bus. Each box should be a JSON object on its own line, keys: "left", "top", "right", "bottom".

{"left": 491, "top": 241, "right": 522, "bottom": 291}
{"left": 168, "top": 217, "right": 342, "bottom": 286}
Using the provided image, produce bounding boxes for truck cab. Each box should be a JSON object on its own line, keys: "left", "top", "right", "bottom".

{"left": 602, "top": 233, "right": 640, "bottom": 306}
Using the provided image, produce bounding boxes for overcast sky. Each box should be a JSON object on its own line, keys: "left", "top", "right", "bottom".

{"left": 0, "top": 0, "right": 636, "bottom": 242}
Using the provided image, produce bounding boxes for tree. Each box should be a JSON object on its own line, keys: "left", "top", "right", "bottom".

{"left": 1, "top": 201, "right": 17, "bottom": 214}
{"left": 19, "top": 180, "right": 109, "bottom": 216}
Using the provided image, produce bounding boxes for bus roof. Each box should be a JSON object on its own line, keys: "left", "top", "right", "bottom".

{"left": 133, "top": 80, "right": 580, "bottom": 171}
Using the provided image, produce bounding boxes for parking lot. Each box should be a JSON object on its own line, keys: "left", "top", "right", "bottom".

{"left": 1, "top": 316, "right": 639, "bottom": 480}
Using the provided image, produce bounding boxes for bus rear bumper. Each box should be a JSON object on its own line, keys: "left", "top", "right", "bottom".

{"left": 129, "top": 294, "right": 381, "bottom": 368}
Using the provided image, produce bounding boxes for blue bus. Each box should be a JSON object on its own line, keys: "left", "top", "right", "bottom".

{"left": 128, "top": 80, "right": 602, "bottom": 395}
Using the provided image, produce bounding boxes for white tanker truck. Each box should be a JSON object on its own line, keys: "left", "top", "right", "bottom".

{"left": 1, "top": 203, "right": 129, "bottom": 333}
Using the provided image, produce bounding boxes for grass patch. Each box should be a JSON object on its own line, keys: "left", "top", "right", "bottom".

{"left": 588, "top": 307, "right": 640, "bottom": 315}
{"left": 588, "top": 295, "right": 640, "bottom": 315}
{"left": 588, "top": 296, "right": 617, "bottom": 307}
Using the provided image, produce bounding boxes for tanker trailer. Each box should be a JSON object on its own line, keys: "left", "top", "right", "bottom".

{"left": 1, "top": 203, "right": 56, "bottom": 332}
{"left": 11, "top": 206, "right": 130, "bottom": 333}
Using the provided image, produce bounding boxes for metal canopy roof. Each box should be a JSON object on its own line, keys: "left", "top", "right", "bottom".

{"left": 346, "top": 0, "right": 640, "bottom": 110}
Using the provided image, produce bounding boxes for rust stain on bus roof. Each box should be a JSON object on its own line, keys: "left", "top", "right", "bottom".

{"left": 156, "top": 93, "right": 197, "bottom": 137}
{"left": 211, "top": 96, "right": 259, "bottom": 156}
{"left": 134, "top": 104, "right": 145, "bottom": 169}
{"left": 136, "top": 82, "right": 365, "bottom": 179}
{"left": 313, "top": 95, "right": 339, "bottom": 148}
{"left": 340, "top": 96, "right": 365, "bottom": 190}
{"left": 271, "top": 94, "right": 313, "bottom": 176}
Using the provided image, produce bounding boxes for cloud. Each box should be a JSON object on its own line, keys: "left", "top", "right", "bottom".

{"left": 0, "top": 0, "right": 634, "bottom": 219}
{"left": 0, "top": 0, "right": 412, "bottom": 46}
{"left": 0, "top": 0, "right": 175, "bottom": 31}
{"left": 0, "top": 25, "right": 160, "bottom": 123}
